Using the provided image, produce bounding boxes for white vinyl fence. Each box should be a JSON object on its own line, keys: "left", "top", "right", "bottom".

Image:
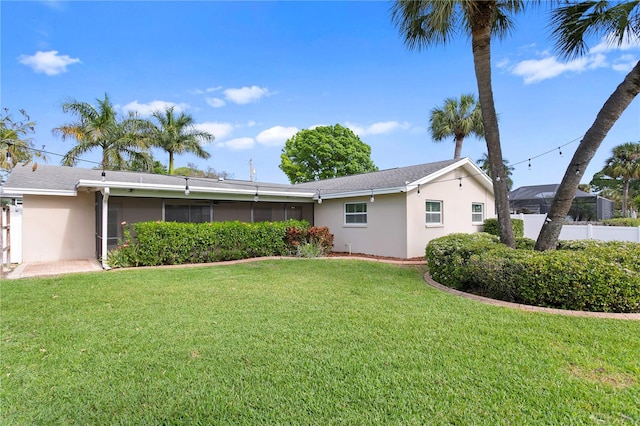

{"left": 511, "top": 214, "right": 640, "bottom": 243}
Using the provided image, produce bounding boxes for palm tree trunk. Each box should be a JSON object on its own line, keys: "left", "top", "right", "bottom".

{"left": 470, "top": 1, "right": 515, "bottom": 248}
{"left": 169, "top": 151, "right": 175, "bottom": 175}
{"left": 623, "top": 179, "right": 630, "bottom": 217}
{"left": 535, "top": 61, "right": 640, "bottom": 250}
{"left": 454, "top": 136, "right": 463, "bottom": 159}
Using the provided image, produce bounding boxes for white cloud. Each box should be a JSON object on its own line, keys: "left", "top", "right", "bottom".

{"left": 195, "top": 122, "right": 234, "bottom": 140}
{"left": 511, "top": 56, "right": 594, "bottom": 84}
{"left": 255, "top": 126, "right": 298, "bottom": 146}
{"left": 507, "top": 31, "right": 639, "bottom": 84}
{"left": 612, "top": 54, "right": 639, "bottom": 72}
{"left": 121, "top": 100, "right": 189, "bottom": 116}
{"left": 206, "top": 97, "right": 226, "bottom": 108}
{"left": 18, "top": 50, "right": 80, "bottom": 75}
{"left": 345, "top": 121, "right": 411, "bottom": 136}
{"left": 224, "top": 137, "right": 255, "bottom": 150}
{"left": 590, "top": 32, "right": 640, "bottom": 54}
{"left": 224, "top": 85, "right": 272, "bottom": 104}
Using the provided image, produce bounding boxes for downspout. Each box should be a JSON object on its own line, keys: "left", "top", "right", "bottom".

{"left": 101, "top": 187, "right": 110, "bottom": 270}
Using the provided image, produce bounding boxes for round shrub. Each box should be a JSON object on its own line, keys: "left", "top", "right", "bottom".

{"left": 425, "top": 233, "right": 499, "bottom": 289}
{"left": 427, "top": 233, "right": 640, "bottom": 313}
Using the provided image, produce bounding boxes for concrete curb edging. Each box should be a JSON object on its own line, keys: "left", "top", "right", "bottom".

{"left": 423, "top": 271, "right": 640, "bottom": 320}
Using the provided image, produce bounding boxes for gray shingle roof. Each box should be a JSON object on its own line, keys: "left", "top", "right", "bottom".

{"left": 3, "top": 158, "right": 485, "bottom": 198}
{"left": 3, "top": 163, "right": 305, "bottom": 194}
{"left": 293, "top": 158, "right": 463, "bottom": 194}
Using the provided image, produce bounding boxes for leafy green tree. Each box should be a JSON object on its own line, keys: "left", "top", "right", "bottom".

{"left": 392, "top": 0, "right": 523, "bottom": 248}
{"left": 127, "top": 152, "right": 168, "bottom": 174}
{"left": 53, "top": 94, "right": 152, "bottom": 171}
{"left": 476, "top": 153, "right": 514, "bottom": 192}
{"left": 601, "top": 142, "right": 640, "bottom": 217}
{"left": 145, "top": 107, "right": 213, "bottom": 175}
{"left": 1, "top": 108, "right": 45, "bottom": 170}
{"left": 173, "top": 162, "right": 233, "bottom": 179}
{"left": 536, "top": 1, "right": 640, "bottom": 250}
{"left": 430, "top": 94, "right": 484, "bottom": 159}
{"left": 279, "top": 124, "right": 378, "bottom": 184}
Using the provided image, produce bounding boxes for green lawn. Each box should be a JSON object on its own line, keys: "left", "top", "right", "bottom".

{"left": 1, "top": 259, "right": 638, "bottom": 424}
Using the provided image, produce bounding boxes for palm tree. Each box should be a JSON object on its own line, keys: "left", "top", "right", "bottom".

{"left": 535, "top": 1, "right": 640, "bottom": 250}
{"left": 602, "top": 142, "right": 640, "bottom": 217}
{"left": 1, "top": 108, "right": 45, "bottom": 170}
{"left": 392, "top": 0, "right": 524, "bottom": 248}
{"left": 146, "top": 107, "right": 213, "bottom": 175}
{"left": 476, "top": 153, "right": 514, "bottom": 192}
{"left": 53, "top": 94, "right": 152, "bottom": 171}
{"left": 430, "top": 94, "right": 484, "bottom": 159}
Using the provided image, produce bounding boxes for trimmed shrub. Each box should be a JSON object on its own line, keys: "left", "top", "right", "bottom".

{"left": 466, "top": 249, "right": 640, "bottom": 312}
{"left": 602, "top": 217, "right": 640, "bottom": 227}
{"left": 107, "top": 219, "right": 311, "bottom": 267}
{"left": 483, "top": 218, "right": 524, "bottom": 238}
{"left": 425, "top": 233, "right": 499, "bottom": 289}
{"left": 426, "top": 233, "right": 640, "bottom": 313}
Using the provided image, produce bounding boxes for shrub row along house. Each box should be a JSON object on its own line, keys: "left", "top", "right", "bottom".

{"left": 3, "top": 157, "right": 495, "bottom": 266}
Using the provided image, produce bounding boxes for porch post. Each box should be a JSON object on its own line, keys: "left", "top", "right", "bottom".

{"left": 101, "top": 187, "right": 110, "bottom": 269}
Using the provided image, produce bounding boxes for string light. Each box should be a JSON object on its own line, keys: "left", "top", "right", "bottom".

{"left": 101, "top": 170, "right": 106, "bottom": 182}
{"left": 3, "top": 133, "right": 585, "bottom": 197}
{"left": 254, "top": 187, "right": 259, "bottom": 202}
{"left": 184, "top": 178, "right": 190, "bottom": 196}
{"left": 369, "top": 189, "right": 375, "bottom": 203}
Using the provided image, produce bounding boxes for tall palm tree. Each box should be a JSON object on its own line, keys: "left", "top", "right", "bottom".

{"left": 392, "top": 0, "right": 524, "bottom": 248}
{"left": 602, "top": 142, "right": 640, "bottom": 217}
{"left": 146, "top": 107, "right": 213, "bottom": 175}
{"left": 430, "top": 94, "right": 484, "bottom": 159}
{"left": 53, "top": 94, "right": 152, "bottom": 171}
{"left": 535, "top": 1, "right": 640, "bottom": 250}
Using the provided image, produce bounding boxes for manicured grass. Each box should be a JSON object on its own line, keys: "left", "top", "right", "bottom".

{"left": 1, "top": 259, "right": 639, "bottom": 424}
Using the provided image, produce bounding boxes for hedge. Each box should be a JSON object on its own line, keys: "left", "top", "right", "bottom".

{"left": 426, "top": 233, "right": 640, "bottom": 313}
{"left": 107, "top": 220, "right": 333, "bottom": 268}
{"left": 483, "top": 218, "right": 524, "bottom": 238}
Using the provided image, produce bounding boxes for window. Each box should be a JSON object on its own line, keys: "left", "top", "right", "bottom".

{"left": 253, "top": 205, "right": 273, "bottom": 222}
{"left": 472, "top": 203, "right": 484, "bottom": 223}
{"left": 345, "top": 202, "right": 367, "bottom": 225}
{"left": 425, "top": 200, "right": 442, "bottom": 225}
{"left": 165, "top": 202, "right": 211, "bottom": 223}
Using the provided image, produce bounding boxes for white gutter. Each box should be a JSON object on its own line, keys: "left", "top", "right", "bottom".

{"left": 76, "top": 180, "right": 316, "bottom": 198}
{"left": 3, "top": 188, "right": 77, "bottom": 197}
{"left": 315, "top": 186, "right": 408, "bottom": 200}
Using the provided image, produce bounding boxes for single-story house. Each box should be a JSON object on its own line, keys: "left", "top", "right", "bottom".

{"left": 509, "top": 184, "right": 614, "bottom": 221}
{"left": 2, "top": 157, "right": 495, "bottom": 266}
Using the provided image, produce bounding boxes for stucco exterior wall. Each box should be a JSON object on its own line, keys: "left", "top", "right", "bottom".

{"left": 22, "top": 193, "right": 95, "bottom": 262}
{"left": 314, "top": 193, "right": 407, "bottom": 258}
{"left": 405, "top": 171, "right": 495, "bottom": 258}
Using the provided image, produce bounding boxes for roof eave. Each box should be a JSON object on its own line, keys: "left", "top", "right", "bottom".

{"left": 76, "top": 180, "right": 316, "bottom": 199}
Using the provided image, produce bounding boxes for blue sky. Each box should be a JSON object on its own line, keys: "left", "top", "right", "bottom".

{"left": 2, "top": 1, "right": 639, "bottom": 189}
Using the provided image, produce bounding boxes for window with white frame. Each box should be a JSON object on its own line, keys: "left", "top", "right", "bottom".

{"left": 425, "top": 200, "right": 442, "bottom": 225}
{"left": 345, "top": 202, "right": 367, "bottom": 224}
{"left": 472, "top": 202, "right": 484, "bottom": 223}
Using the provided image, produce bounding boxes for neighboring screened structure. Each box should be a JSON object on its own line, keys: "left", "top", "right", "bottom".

{"left": 509, "top": 184, "right": 614, "bottom": 221}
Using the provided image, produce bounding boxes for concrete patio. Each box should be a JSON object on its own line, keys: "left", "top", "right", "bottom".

{"left": 3, "top": 258, "right": 104, "bottom": 279}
